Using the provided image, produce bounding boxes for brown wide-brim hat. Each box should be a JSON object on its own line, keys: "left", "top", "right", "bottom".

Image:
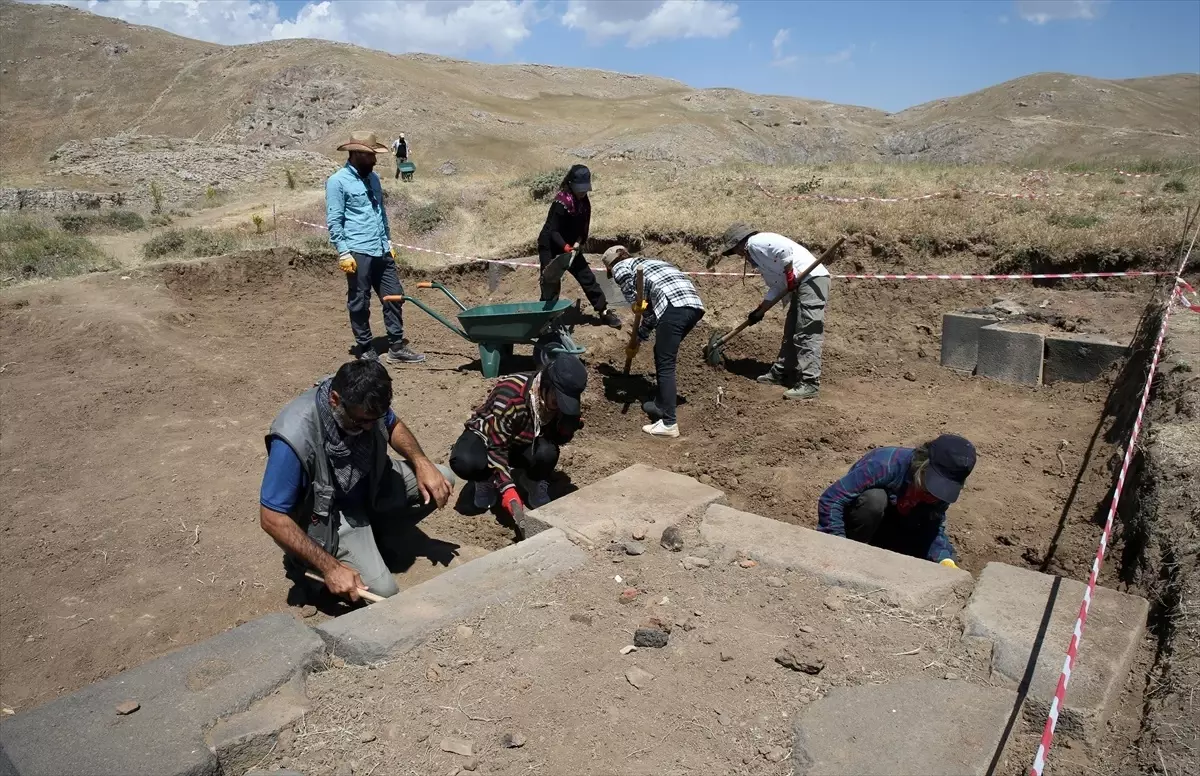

{"left": 337, "top": 131, "right": 390, "bottom": 154}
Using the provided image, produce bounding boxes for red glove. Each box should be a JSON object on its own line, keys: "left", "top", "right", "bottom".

{"left": 563, "top": 244, "right": 573, "bottom": 255}
{"left": 500, "top": 488, "right": 524, "bottom": 516}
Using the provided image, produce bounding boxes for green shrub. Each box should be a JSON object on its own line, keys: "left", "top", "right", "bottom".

{"left": 1046, "top": 212, "right": 1101, "bottom": 229}
{"left": 1163, "top": 179, "right": 1188, "bottom": 193}
{"left": 142, "top": 228, "right": 240, "bottom": 260}
{"left": 515, "top": 169, "right": 566, "bottom": 201}
{"left": 148, "top": 213, "right": 173, "bottom": 227}
{"left": 252, "top": 214, "right": 265, "bottom": 234}
{"left": 790, "top": 176, "right": 823, "bottom": 194}
{"left": 149, "top": 181, "right": 164, "bottom": 215}
{"left": 407, "top": 202, "right": 448, "bottom": 234}
{"left": 285, "top": 169, "right": 297, "bottom": 190}
{"left": 0, "top": 216, "right": 116, "bottom": 279}
{"left": 55, "top": 210, "right": 145, "bottom": 234}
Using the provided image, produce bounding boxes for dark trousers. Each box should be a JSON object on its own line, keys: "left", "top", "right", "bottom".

{"left": 652, "top": 305, "right": 705, "bottom": 425}
{"left": 537, "top": 244, "right": 608, "bottom": 312}
{"left": 449, "top": 430, "right": 559, "bottom": 483}
{"left": 843, "top": 488, "right": 940, "bottom": 560}
{"left": 346, "top": 252, "right": 405, "bottom": 350}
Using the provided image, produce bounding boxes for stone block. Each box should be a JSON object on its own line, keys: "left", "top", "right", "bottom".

{"left": 792, "top": 678, "right": 1018, "bottom": 775}
{"left": 1043, "top": 333, "right": 1128, "bottom": 384}
{"left": 531, "top": 464, "right": 724, "bottom": 547}
{"left": 977, "top": 323, "right": 1044, "bottom": 386}
{"left": 0, "top": 614, "right": 324, "bottom": 776}
{"left": 962, "top": 562, "right": 1149, "bottom": 741}
{"left": 699, "top": 505, "right": 973, "bottom": 610}
{"left": 206, "top": 674, "right": 310, "bottom": 775}
{"left": 940, "top": 312, "right": 1000, "bottom": 373}
{"left": 317, "top": 527, "right": 587, "bottom": 663}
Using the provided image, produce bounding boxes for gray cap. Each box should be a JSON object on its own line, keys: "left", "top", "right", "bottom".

{"left": 720, "top": 222, "right": 757, "bottom": 256}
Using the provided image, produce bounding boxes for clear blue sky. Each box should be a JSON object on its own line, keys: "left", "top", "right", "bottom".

{"left": 42, "top": 0, "right": 1200, "bottom": 112}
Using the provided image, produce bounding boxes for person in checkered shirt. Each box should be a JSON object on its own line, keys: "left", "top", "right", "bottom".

{"left": 603, "top": 246, "right": 706, "bottom": 438}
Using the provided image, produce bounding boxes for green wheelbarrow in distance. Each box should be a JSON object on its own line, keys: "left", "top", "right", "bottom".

{"left": 385, "top": 281, "right": 585, "bottom": 378}
{"left": 398, "top": 161, "right": 416, "bottom": 181}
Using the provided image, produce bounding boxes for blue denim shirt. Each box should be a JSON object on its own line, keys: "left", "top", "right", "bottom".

{"left": 325, "top": 163, "right": 390, "bottom": 256}
{"left": 817, "top": 446, "right": 955, "bottom": 563}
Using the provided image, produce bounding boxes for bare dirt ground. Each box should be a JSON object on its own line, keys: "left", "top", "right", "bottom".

{"left": 0, "top": 247, "right": 1155, "bottom": 714}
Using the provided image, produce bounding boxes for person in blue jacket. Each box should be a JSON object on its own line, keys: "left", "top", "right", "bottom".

{"left": 817, "top": 434, "right": 976, "bottom": 568}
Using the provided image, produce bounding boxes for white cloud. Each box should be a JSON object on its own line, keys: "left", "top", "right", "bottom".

{"left": 1016, "top": 0, "right": 1107, "bottom": 25}
{"left": 823, "top": 45, "right": 855, "bottom": 65}
{"left": 561, "top": 0, "right": 740, "bottom": 48}
{"left": 27, "top": 0, "right": 537, "bottom": 54}
{"left": 770, "top": 28, "right": 797, "bottom": 67}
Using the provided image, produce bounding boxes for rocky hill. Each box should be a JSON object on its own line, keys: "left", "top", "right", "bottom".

{"left": 1, "top": 0, "right": 1197, "bottom": 184}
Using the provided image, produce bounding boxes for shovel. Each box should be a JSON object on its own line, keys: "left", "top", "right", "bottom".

{"left": 620, "top": 267, "right": 646, "bottom": 414}
{"left": 703, "top": 237, "right": 844, "bottom": 368}
{"left": 304, "top": 570, "right": 386, "bottom": 604}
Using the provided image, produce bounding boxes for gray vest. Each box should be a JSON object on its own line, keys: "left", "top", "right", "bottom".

{"left": 265, "top": 387, "right": 391, "bottom": 554}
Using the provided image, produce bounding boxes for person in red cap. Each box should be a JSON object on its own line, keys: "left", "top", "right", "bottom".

{"left": 449, "top": 354, "right": 588, "bottom": 534}
{"left": 536, "top": 164, "right": 622, "bottom": 329}
{"left": 816, "top": 434, "right": 976, "bottom": 567}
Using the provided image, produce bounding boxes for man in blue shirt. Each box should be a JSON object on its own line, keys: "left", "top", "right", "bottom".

{"left": 326, "top": 131, "right": 424, "bottom": 364}
{"left": 259, "top": 359, "right": 454, "bottom": 601}
{"left": 817, "top": 434, "right": 976, "bottom": 567}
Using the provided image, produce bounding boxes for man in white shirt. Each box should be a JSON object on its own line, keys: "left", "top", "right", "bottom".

{"left": 718, "top": 223, "right": 831, "bottom": 400}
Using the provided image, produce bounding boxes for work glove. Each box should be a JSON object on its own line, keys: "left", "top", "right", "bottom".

{"left": 338, "top": 254, "right": 357, "bottom": 274}
{"left": 939, "top": 558, "right": 959, "bottom": 569}
{"left": 563, "top": 244, "right": 575, "bottom": 257}
{"left": 500, "top": 488, "right": 524, "bottom": 517}
{"left": 746, "top": 308, "right": 766, "bottom": 326}
{"left": 385, "top": 240, "right": 396, "bottom": 259}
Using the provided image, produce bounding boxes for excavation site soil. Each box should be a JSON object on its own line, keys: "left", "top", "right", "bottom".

{"left": 0, "top": 246, "right": 1154, "bottom": 712}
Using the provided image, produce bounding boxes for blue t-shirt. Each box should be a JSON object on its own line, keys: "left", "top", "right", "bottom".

{"left": 260, "top": 409, "right": 397, "bottom": 514}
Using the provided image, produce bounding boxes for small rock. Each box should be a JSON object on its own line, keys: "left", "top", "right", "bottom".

{"left": 631, "top": 528, "right": 646, "bottom": 541}
{"left": 762, "top": 745, "right": 788, "bottom": 763}
{"left": 660, "top": 525, "right": 684, "bottom": 552}
{"left": 903, "top": 371, "right": 917, "bottom": 382}
{"left": 626, "top": 666, "right": 655, "bottom": 689}
{"left": 332, "top": 656, "right": 347, "bottom": 668}
{"left": 440, "top": 737, "right": 475, "bottom": 756}
{"left": 991, "top": 299, "right": 1026, "bottom": 316}
{"left": 299, "top": 605, "right": 318, "bottom": 619}
{"left": 682, "top": 556, "right": 711, "bottom": 570}
{"left": 502, "top": 732, "right": 527, "bottom": 748}
{"left": 775, "top": 649, "right": 825, "bottom": 675}
{"left": 618, "top": 588, "right": 639, "bottom": 604}
{"left": 460, "top": 758, "right": 479, "bottom": 772}
{"left": 634, "top": 628, "right": 669, "bottom": 648}
{"left": 643, "top": 617, "right": 673, "bottom": 634}
{"left": 114, "top": 700, "right": 139, "bottom": 716}
{"left": 570, "top": 613, "right": 593, "bottom": 626}
{"left": 426, "top": 664, "right": 443, "bottom": 682}
{"left": 360, "top": 731, "right": 377, "bottom": 743}
{"left": 765, "top": 576, "right": 786, "bottom": 588}
{"left": 717, "top": 713, "right": 732, "bottom": 726}
{"left": 657, "top": 596, "right": 670, "bottom": 606}
{"left": 698, "top": 474, "right": 714, "bottom": 485}
{"left": 944, "top": 672, "right": 960, "bottom": 681}
{"left": 620, "top": 645, "right": 638, "bottom": 655}
{"left": 700, "top": 633, "right": 717, "bottom": 645}
{"left": 737, "top": 558, "right": 758, "bottom": 569}
{"left": 823, "top": 595, "right": 844, "bottom": 612}
{"left": 720, "top": 651, "right": 735, "bottom": 662}
{"left": 624, "top": 541, "right": 646, "bottom": 556}
{"left": 917, "top": 346, "right": 929, "bottom": 359}
{"left": 455, "top": 625, "right": 474, "bottom": 640}
{"left": 797, "top": 624, "right": 815, "bottom": 634}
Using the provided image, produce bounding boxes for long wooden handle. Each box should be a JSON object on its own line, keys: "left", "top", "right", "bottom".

{"left": 713, "top": 236, "right": 845, "bottom": 351}
{"left": 304, "top": 570, "right": 386, "bottom": 604}
{"left": 623, "top": 268, "right": 646, "bottom": 375}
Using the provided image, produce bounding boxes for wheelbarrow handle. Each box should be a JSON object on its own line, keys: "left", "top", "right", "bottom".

{"left": 383, "top": 294, "right": 469, "bottom": 339}
{"left": 416, "top": 282, "right": 433, "bottom": 289}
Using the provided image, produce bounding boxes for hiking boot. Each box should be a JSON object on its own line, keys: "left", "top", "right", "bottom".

{"left": 783, "top": 384, "right": 820, "bottom": 401}
{"left": 529, "top": 479, "right": 552, "bottom": 509}
{"left": 598, "top": 309, "right": 623, "bottom": 329}
{"left": 756, "top": 370, "right": 784, "bottom": 386}
{"left": 643, "top": 420, "right": 680, "bottom": 438}
{"left": 473, "top": 480, "right": 497, "bottom": 510}
{"left": 642, "top": 400, "right": 664, "bottom": 421}
{"left": 358, "top": 347, "right": 380, "bottom": 362}
{"left": 385, "top": 342, "right": 426, "bottom": 364}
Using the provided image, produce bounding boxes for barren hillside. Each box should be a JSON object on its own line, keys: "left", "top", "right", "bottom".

{"left": 1, "top": 0, "right": 1197, "bottom": 184}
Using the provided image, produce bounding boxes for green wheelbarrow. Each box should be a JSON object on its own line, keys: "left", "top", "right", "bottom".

{"left": 397, "top": 161, "right": 416, "bottom": 181}
{"left": 385, "top": 281, "right": 585, "bottom": 378}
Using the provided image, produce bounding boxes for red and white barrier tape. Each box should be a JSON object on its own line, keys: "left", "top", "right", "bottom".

{"left": 1176, "top": 278, "right": 1200, "bottom": 312}
{"left": 753, "top": 180, "right": 1159, "bottom": 204}
{"left": 1030, "top": 228, "right": 1198, "bottom": 776}
{"left": 287, "top": 217, "right": 1168, "bottom": 282}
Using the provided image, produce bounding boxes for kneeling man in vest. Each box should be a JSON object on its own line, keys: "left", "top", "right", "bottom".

{"left": 259, "top": 359, "right": 455, "bottom": 601}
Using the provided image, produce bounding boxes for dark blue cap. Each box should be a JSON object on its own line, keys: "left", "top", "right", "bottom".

{"left": 925, "top": 434, "right": 976, "bottom": 503}
{"left": 546, "top": 353, "right": 587, "bottom": 416}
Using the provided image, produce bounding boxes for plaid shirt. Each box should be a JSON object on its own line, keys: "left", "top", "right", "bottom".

{"left": 611, "top": 258, "right": 704, "bottom": 340}
{"left": 817, "top": 446, "right": 955, "bottom": 563}
{"left": 464, "top": 373, "right": 576, "bottom": 495}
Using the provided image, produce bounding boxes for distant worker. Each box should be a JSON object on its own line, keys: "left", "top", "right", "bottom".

{"left": 326, "top": 131, "right": 424, "bottom": 364}
{"left": 816, "top": 434, "right": 976, "bottom": 567}
{"left": 259, "top": 360, "right": 455, "bottom": 601}
{"left": 537, "top": 164, "right": 622, "bottom": 329}
{"left": 391, "top": 133, "right": 408, "bottom": 179}
{"left": 449, "top": 354, "right": 587, "bottom": 526}
{"left": 717, "top": 224, "right": 830, "bottom": 400}
{"left": 603, "top": 246, "right": 705, "bottom": 438}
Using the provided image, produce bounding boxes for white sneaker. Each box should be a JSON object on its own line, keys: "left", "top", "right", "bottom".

{"left": 642, "top": 420, "right": 680, "bottom": 438}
